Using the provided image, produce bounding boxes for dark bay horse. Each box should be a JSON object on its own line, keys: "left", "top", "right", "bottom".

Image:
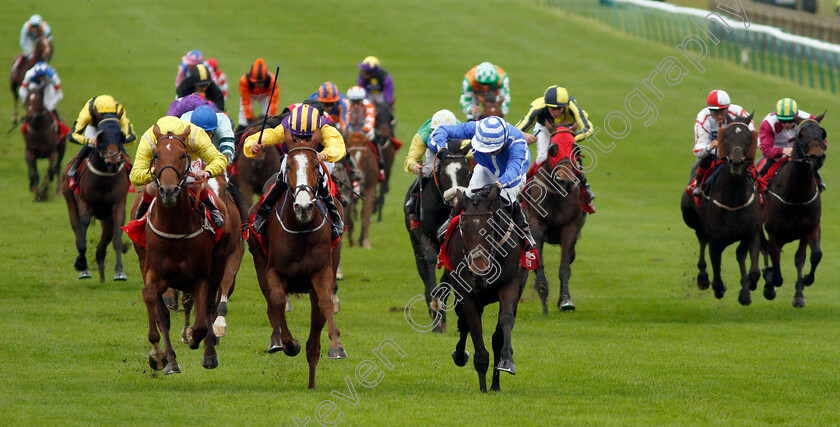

{"left": 445, "top": 185, "right": 528, "bottom": 392}
{"left": 132, "top": 125, "right": 241, "bottom": 374}
{"left": 61, "top": 119, "right": 129, "bottom": 282}
{"left": 10, "top": 36, "right": 52, "bottom": 123}
{"left": 761, "top": 114, "right": 826, "bottom": 307}
{"left": 247, "top": 136, "right": 346, "bottom": 389}
{"left": 345, "top": 130, "right": 378, "bottom": 249}
{"left": 525, "top": 129, "right": 585, "bottom": 313}
{"left": 477, "top": 91, "right": 504, "bottom": 119}
{"left": 230, "top": 115, "right": 284, "bottom": 203}
{"left": 681, "top": 115, "right": 761, "bottom": 305}
{"left": 403, "top": 144, "right": 471, "bottom": 333}
{"left": 22, "top": 87, "right": 65, "bottom": 201}
{"left": 373, "top": 103, "right": 397, "bottom": 221}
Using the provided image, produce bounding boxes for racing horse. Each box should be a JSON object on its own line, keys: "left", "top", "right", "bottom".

{"left": 230, "top": 115, "right": 284, "bottom": 203}
{"left": 10, "top": 36, "right": 52, "bottom": 123}
{"left": 681, "top": 115, "right": 761, "bottom": 305}
{"left": 345, "top": 127, "right": 378, "bottom": 249}
{"left": 247, "top": 133, "right": 346, "bottom": 389}
{"left": 372, "top": 103, "right": 397, "bottom": 221}
{"left": 761, "top": 114, "right": 826, "bottom": 308}
{"left": 524, "top": 129, "right": 585, "bottom": 314}
{"left": 442, "top": 185, "right": 528, "bottom": 392}
{"left": 404, "top": 142, "right": 471, "bottom": 333}
{"left": 60, "top": 119, "right": 129, "bottom": 282}
{"left": 132, "top": 124, "right": 241, "bottom": 374}
{"left": 22, "top": 86, "right": 65, "bottom": 201}
{"left": 477, "top": 91, "right": 503, "bottom": 119}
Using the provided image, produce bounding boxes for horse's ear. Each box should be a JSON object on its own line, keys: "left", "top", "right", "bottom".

{"left": 489, "top": 183, "right": 500, "bottom": 200}
{"left": 311, "top": 129, "right": 324, "bottom": 148}
{"left": 794, "top": 115, "right": 803, "bottom": 125}
{"left": 815, "top": 111, "right": 826, "bottom": 123}
{"left": 455, "top": 189, "right": 468, "bottom": 207}
{"left": 745, "top": 112, "right": 754, "bottom": 124}
{"left": 152, "top": 123, "right": 163, "bottom": 141}
{"left": 548, "top": 142, "right": 560, "bottom": 158}
{"left": 180, "top": 124, "right": 191, "bottom": 141}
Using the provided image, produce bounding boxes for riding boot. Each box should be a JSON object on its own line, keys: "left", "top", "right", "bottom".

{"left": 199, "top": 189, "right": 224, "bottom": 229}
{"left": 252, "top": 180, "right": 287, "bottom": 235}
{"left": 135, "top": 190, "right": 155, "bottom": 220}
{"left": 316, "top": 177, "right": 344, "bottom": 239}
{"left": 577, "top": 171, "right": 596, "bottom": 213}
{"left": 348, "top": 155, "right": 362, "bottom": 193}
{"left": 377, "top": 153, "right": 387, "bottom": 182}
{"left": 68, "top": 144, "right": 94, "bottom": 188}
{"left": 693, "top": 154, "right": 716, "bottom": 197}
{"left": 510, "top": 202, "right": 537, "bottom": 251}
{"left": 816, "top": 170, "right": 827, "bottom": 192}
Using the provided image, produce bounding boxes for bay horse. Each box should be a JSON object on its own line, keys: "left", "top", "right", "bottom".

{"left": 22, "top": 86, "right": 65, "bottom": 201}
{"left": 60, "top": 119, "right": 129, "bottom": 282}
{"left": 345, "top": 130, "right": 378, "bottom": 249}
{"left": 524, "top": 129, "right": 585, "bottom": 314}
{"left": 444, "top": 185, "right": 528, "bottom": 392}
{"left": 10, "top": 36, "right": 52, "bottom": 123}
{"left": 132, "top": 125, "right": 241, "bottom": 374}
{"left": 477, "top": 91, "right": 504, "bottom": 120}
{"left": 681, "top": 115, "right": 761, "bottom": 305}
{"left": 403, "top": 143, "right": 471, "bottom": 333}
{"left": 247, "top": 135, "right": 346, "bottom": 389}
{"left": 230, "top": 115, "right": 284, "bottom": 203}
{"left": 372, "top": 103, "right": 397, "bottom": 221}
{"left": 761, "top": 114, "right": 826, "bottom": 307}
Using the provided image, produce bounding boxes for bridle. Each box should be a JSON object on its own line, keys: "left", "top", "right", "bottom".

{"left": 535, "top": 157, "right": 578, "bottom": 196}
{"left": 721, "top": 122, "right": 751, "bottom": 165}
{"left": 791, "top": 119, "right": 826, "bottom": 165}
{"left": 275, "top": 146, "right": 328, "bottom": 234}
{"left": 150, "top": 134, "right": 191, "bottom": 189}
{"left": 457, "top": 191, "right": 516, "bottom": 270}
{"left": 432, "top": 151, "right": 468, "bottom": 204}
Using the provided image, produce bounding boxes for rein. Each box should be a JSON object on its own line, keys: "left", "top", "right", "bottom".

{"left": 535, "top": 158, "right": 577, "bottom": 196}
{"left": 151, "top": 134, "right": 191, "bottom": 189}
{"left": 432, "top": 151, "right": 468, "bottom": 204}
{"left": 275, "top": 146, "right": 330, "bottom": 234}
{"left": 145, "top": 198, "right": 212, "bottom": 240}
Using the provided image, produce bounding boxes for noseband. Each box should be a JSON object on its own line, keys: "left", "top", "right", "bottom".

{"left": 722, "top": 122, "right": 751, "bottom": 164}
{"left": 792, "top": 120, "right": 826, "bottom": 164}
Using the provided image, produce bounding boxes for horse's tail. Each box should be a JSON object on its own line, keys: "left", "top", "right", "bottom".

{"left": 226, "top": 183, "right": 249, "bottom": 225}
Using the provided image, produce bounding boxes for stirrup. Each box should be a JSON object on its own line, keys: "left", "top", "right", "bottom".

{"left": 209, "top": 210, "right": 224, "bottom": 228}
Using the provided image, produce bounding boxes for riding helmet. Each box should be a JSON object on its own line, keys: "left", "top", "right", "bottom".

{"left": 706, "top": 89, "right": 730, "bottom": 111}
{"left": 544, "top": 85, "right": 570, "bottom": 108}
{"left": 190, "top": 105, "right": 218, "bottom": 132}
{"left": 471, "top": 117, "right": 508, "bottom": 153}
{"left": 775, "top": 98, "right": 798, "bottom": 121}
{"left": 475, "top": 62, "right": 499, "bottom": 86}
{"left": 317, "top": 82, "right": 340, "bottom": 103}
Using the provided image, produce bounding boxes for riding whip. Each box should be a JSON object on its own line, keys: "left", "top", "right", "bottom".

{"left": 255, "top": 66, "right": 280, "bottom": 149}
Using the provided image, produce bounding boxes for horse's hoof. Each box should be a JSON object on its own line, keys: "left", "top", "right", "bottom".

{"left": 202, "top": 355, "right": 219, "bottom": 370}
{"left": 803, "top": 274, "right": 815, "bottom": 287}
{"left": 164, "top": 361, "right": 181, "bottom": 375}
{"left": 542, "top": 304, "right": 549, "bottom": 316}
{"left": 213, "top": 316, "right": 227, "bottom": 338}
{"left": 285, "top": 300, "right": 292, "bottom": 312}
{"left": 451, "top": 350, "right": 470, "bottom": 367}
{"left": 328, "top": 346, "right": 347, "bottom": 359}
{"left": 738, "top": 289, "right": 751, "bottom": 306}
{"left": 748, "top": 272, "right": 760, "bottom": 291}
{"left": 713, "top": 283, "right": 727, "bottom": 299}
{"left": 113, "top": 272, "right": 127, "bottom": 281}
{"left": 78, "top": 270, "right": 92, "bottom": 279}
{"left": 496, "top": 360, "right": 516, "bottom": 375}
{"left": 793, "top": 296, "right": 806, "bottom": 308}
{"left": 162, "top": 296, "right": 176, "bottom": 310}
{"left": 217, "top": 300, "right": 228, "bottom": 317}
{"left": 73, "top": 256, "right": 87, "bottom": 272}
{"left": 267, "top": 339, "right": 284, "bottom": 353}
{"left": 432, "top": 323, "right": 445, "bottom": 334}
{"left": 558, "top": 299, "right": 576, "bottom": 311}
{"left": 697, "top": 272, "right": 710, "bottom": 290}
{"left": 362, "top": 241, "right": 372, "bottom": 250}
{"left": 283, "top": 340, "right": 301, "bottom": 357}
{"left": 148, "top": 356, "right": 164, "bottom": 371}
{"left": 763, "top": 284, "right": 776, "bottom": 300}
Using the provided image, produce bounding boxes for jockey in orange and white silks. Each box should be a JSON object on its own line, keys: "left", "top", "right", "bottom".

{"left": 460, "top": 62, "right": 510, "bottom": 121}
{"left": 20, "top": 14, "right": 51, "bottom": 60}
{"left": 689, "top": 89, "right": 754, "bottom": 195}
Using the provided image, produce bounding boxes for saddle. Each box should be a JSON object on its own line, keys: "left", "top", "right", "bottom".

{"left": 756, "top": 158, "right": 788, "bottom": 193}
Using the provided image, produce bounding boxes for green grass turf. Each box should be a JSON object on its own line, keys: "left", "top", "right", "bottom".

{"left": 1, "top": 0, "right": 839, "bottom": 425}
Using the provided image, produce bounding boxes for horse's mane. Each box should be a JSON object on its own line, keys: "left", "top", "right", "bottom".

{"left": 717, "top": 117, "right": 757, "bottom": 162}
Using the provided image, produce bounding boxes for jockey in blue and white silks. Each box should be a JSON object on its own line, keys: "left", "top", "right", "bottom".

{"left": 430, "top": 116, "right": 536, "bottom": 252}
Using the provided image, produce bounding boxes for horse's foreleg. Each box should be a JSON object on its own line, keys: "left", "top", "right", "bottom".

{"left": 709, "top": 242, "right": 727, "bottom": 299}
{"left": 147, "top": 272, "right": 179, "bottom": 374}
{"left": 181, "top": 293, "right": 193, "bottom": 344}
{"left": 75, "top": 210, "right": 93, "bottom": 278}
{"left": 414, "top": 235, "right": 444, "bottom": 332}
{"left": 112, "top": 202, "right": 127, "bottom": 281}
{"left": 361, "top": 189, "right": 376, "bottom": 249}
{"left": 793, "top": 239, "right": 808, "bottom": 308}
{"left": 142, "top": 273, "right": 164, "bottom": 372}
{"left": 214, "top": 242, "right": 243, "bottom": 338}
{"left": 307, "top": 291, "right": 327, "bottom": 389}
{"left": 748, "top": 232, "right": 761, "bottom": 291}
{"left": 451, "top": 310, "right": 470, "bottom": 367}
{"left": 201, "top": 287, "right": 219, "bottom": 370}
{"left": 95, "top": 218, "right": 114, "bottom": 283}
{"left": 266, "top": 268, "right": 299, "bottom": 356}
{"left": 696, "top": 235, "right": 710, "bottom": 290}
{"left": 531, "top": 224, "right": 549, "bottom": 315}
{"left": 735, "top": 239, "right": 752, "bottom": 306}
{"left": 25, "top": 150, "right": 39, "bottom": 194}
{"left": 313, "top": 267, "right": 345, "bottom": 359}
{"left": 189, "top": 280, "right": 210, "bottom": 351}
{"left": 558, "top": 224, "right": 577, "bottom": 311}
{"left": 460, "top": 297, "right": 488, "bottom": 393}
{"left": 802, "top": 225, "right": 822, "bottom": 287}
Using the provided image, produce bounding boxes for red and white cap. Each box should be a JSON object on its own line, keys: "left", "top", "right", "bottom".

{"left": 706, "top": 89, "right": 730, "bottom": 111}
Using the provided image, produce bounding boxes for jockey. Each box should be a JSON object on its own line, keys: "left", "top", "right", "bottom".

{"left": 690, "top": 89, "right": 754, "bottom": 196}
{"left": 430, "top": 117, "right": 537, "bottom": 255}
{"left": 243, "top": 104, "right": 346, "bottom": 239}
{"left": 309, "top": 81, "right": 349, "bottom": 132}
{"left": 130, "top": 116, "right": 228, "bottom": 228}
{"left": 238, "top": 58, "right": 279, "bottom": 127}
{"left": 167, "top": 93, "right": 218, "bottom": 118}
{"left": 19, "top": 61, "right": 68, "bottom": 137}
{"left": 19, "top": 14, "right": 51, "bottom": 61}
{"left": 460, "top": 62, "right": 510, "bottom": 121}
{"left": 206, "top": 58, "right": 228, "bottom": 100}
{"left": 403, "top": 109, "right": 461, "bottom": 218}
{"left": 176, "top": 64, "right": 225, "bottom": 112}
{"left": 356, "top": 56, "right": 395, "bottom": 111}
{"left": 344, "top": 85, "right": 385, "bottom": 181}
{"left": 180, "top": 105, "right": 236, "bottom": 163}
{"left": 67, "top": 95, "right": 137, "bottom": 185}
{"left": 174, "top": 49, "right": 205, "bottom": 88}
{"left": 516, "top": 85, "right": 596, "bottom": 212}
{"left": 758, "top": 98, "right": 826, "bottom": 191}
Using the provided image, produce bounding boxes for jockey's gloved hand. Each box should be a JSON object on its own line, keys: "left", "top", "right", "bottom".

{"left": 436, "top": 148, "right": 450, "bottom": 160}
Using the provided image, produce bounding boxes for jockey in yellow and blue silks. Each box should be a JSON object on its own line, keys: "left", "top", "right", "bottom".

{"left": 309, "top": 81, "right": 349, "bottom": 132}
{"left": 430, "top": 117, "right": 537, "bottom": 256}
{"left": 243, "top": 104, "right": 346, "bottom": 239}
{"left": 67, "top": 95, "right": 137, "bottom": 186}
{"left": 516, "top": 85, "right": 595, "bottom": 212}
{"left": 130, "top": 116, "right": 228, "bottom": 228}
